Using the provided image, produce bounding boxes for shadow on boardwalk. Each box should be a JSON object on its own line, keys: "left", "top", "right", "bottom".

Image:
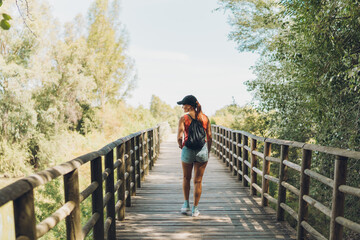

{"left": 116, "top": 135, "right": 296, "bottom": 239}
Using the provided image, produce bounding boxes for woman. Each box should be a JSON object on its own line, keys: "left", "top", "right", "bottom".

{"left": 177, "top": 95, "right": 212, "bottom": 217}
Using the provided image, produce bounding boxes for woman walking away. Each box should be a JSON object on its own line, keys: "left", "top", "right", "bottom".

{"left": 177, "top": 95, "right": 212, "bottom": 217}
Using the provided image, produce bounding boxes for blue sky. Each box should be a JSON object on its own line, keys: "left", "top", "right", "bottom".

{"left": 48, "top": 0, "right": 259, "bottom": 115}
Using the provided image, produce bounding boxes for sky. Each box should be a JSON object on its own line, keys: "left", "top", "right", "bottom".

{"left": 47, "top": 0, "right": 259, "bottom": 115}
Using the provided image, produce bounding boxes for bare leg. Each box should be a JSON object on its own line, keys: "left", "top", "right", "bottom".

{"left": 193, "top": 161, "right": 208, "bottom": 206}
{"left": 182, "top": 161, "right": 193, "bottom": 201}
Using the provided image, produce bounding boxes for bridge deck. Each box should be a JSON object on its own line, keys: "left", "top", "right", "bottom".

{"left": 116, "top": 135, "right": 296, "bottom": 239}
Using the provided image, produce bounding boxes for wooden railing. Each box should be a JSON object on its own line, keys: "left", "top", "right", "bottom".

{"left": 212, "top": 125, "right": 360, "bottom": 240}
{"left": 0, "top": 125, "right": 161, "bottom": 240}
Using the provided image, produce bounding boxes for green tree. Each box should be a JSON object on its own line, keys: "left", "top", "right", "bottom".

{"left": 211, "top": 103, "right": 272, "bottom": 137}
{"left": 87, "top": 0, "right": 136, "bottom": 111}
{"left": 220, "top": 0, "right": 360, "bottom": 146}
{"left": 220, "top": 0, "right": 360, "bottom": 237}
{"left": 150, "top": 95, "right": 182, "bottom": 131}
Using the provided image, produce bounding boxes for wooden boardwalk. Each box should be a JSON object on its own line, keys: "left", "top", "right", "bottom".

{"left": 116, "top": 135, "right": 296, "bottom": 239}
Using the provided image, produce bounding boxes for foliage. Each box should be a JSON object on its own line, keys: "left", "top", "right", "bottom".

{"left": 0, "top": 0, "right": 140, "bottom": 175}
{"left": 99, "top": 101, "right": 158, "bottom": 142}
{"left": 220, "top": 0, "right": 360, "bottom": 238}
{"left": 0, "top": 1, "right": 174, "bottom": 239}
{"left": 0, "top": 139, "right": 30, "bottom": 176}
{"left": 35, "top": 179, "right": 66, "bottom": 239}
{"left": 150, "top": 95, "right": 183, "bottom": 131}
{"left": 0, "top": 0, "right": 12, "bottom": 30}
{"left": 211, "top": 102, "right": 272, "bottom": 137}
{"left": 87, "top": 0, "right": 137, "bottom": 111}
{"left": 217, "top": 0, "right": 283, "bottom": 54}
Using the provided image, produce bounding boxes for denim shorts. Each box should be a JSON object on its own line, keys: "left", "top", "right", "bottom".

{"left": 181, "top": 144, "right": 208, "bottom": 164}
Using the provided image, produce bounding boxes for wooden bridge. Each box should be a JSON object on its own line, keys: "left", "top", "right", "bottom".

{"left": 0, "top": 124, "right": 360, "bottom": 240}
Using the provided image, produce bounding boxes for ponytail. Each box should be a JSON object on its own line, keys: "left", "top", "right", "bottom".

{"left": 195, "top": 101, "right": 202, "bottom": 122}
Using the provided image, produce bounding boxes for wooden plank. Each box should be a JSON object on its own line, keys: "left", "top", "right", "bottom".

{"left": 303, "top": 143, "right": 360, "bottom": 159}
{"left": 301, "top": 221, "right": 327, "bottom": 240}
{"left": 91, "top": 156, "right": 104, "bottom": 238}
{"left": 303, "top": 195, "right": 331, "bottom": 217}
{"left": 336, "top": 216, "right": 360, "bottom": 234}
{"left": 281, "top": 182, "right": 299, "bottom": 196}
{"left": 330, "top": 156, "right": 348, "bottom": 240}
{"left": 116, "top": 134, "right": 296, "bottom": 240}
{"left": 105, "top": 150, "right": 116, "bottom": 240}
{"left": 130, "top": 137, "right": 137, "bottom": 196}
{"left": 297, "top": 149, "right": 312, "bottom": 239}
{"left": 304, "top": 169, "right": 334, "bottom": 188}
{"left": 262, "top": 142, "right": 272, "bottom": 207}
{"left": 125, "top": 141, "right": 132, "bottom": 207}
{"left": 36, "top": 201, "right": 75, "bottom": 238}
{"left": 14, "top": 190, "right": 36, "bottom": 240}
{"left": 135, "top": 135, "right": 141, "bottom": 188}
{"left": 117, "top": 144, "right": 125, "bottom": 221}
{"left": 283, "top": 160, "right": 301, "bottom": 172}
{"left": 64, "top": 169, "right": 81, "bottom": 240}
{"left": 236, "top": 132, "right": 242, "bottom": 181}
{"left": 339, "top": 185, "right": 360, "bottom": 198}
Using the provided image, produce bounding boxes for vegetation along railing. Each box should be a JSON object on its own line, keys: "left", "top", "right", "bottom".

{"left": 212, "top": 125, "right": 360, "bottom": 240}
{"left": 0, "top": 125, "right": 161, "bottom": 240}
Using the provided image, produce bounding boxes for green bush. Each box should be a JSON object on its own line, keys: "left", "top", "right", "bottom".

{"left": 0, "top": 140, "right": 30, "bottom": 177}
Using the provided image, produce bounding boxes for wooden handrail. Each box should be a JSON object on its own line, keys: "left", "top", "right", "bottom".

{"left": 0, "top": 124, "right": 163, "bottom": 240}
{"left": 212, "top": 124, "right": 360, "bottom": 240}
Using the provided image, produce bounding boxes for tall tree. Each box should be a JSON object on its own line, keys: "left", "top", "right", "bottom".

{"left": 87, "top": 0, "right": 136, "bottom": 111}
{"left": 220, "top": 0, "right": 360, "bottom": 148}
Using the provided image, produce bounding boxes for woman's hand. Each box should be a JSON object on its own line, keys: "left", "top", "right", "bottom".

{"left": 178, "top": 138, "right": 183, "bottom": 149}
{"left": 177, "top": 116, "right": 185, "bottom": 149}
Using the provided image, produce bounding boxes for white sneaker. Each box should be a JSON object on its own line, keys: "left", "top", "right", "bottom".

{"left": 192, "top": 206, "right": 200, "bottom": 217}
{"left": 181, "top": 202, "right": 190, "bottom": 215}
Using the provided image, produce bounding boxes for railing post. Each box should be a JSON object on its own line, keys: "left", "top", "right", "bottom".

{"left": 117, "top": 143, "right": 125, "bottom": 221}
{"left": 130, "top": 137, "right": 136, "bottom": 196}
{"left": 330, "top": 155, "right": 348, "bottom": 240}
{"left": 144, "top": 131, "right": 149, "bottom": 176}
{"left": 14, "top": 189, "right": 37, "bottom": 239}
{"left": 236, "top": 132, "right": 242, "bottom": 181}
{"left": 216, "top": 126, "right": 220, "bottom": 157}
{"left": 219, "top": 126, "right": 221, "bottom": 157}
{"left": 261, "top": 142, "right": 271, "bottom": 206}
{"left": 232, "top": 131, "right": 237, "bottom": 176}
{"left": 157, "top": 125, "right": 160, "bottom": 155}
{"left": 242, "top": 135, "right": 248, "bottom": 187}
{"left": 222, "top": 128, "right": 226, "bottom": 163}
{"left": 105, "top": 150, "right": 116, "bottom": 240}
{"left": 214, "top": 126, "right": 218, "bottom": 157}
{"left": 228, "top": 129, "right": 234, "bottom": 172}
{"left": 64, "top": 168, "right": 82, "bottom": 240}
{"left": 91, "top": 156, "right": 104, "bottom": 239}
{"left": 277, "top": 145, "right": 289, "bottom": 221}
{"left": 219, "top": 128, "right": 222, "bottom": 160}
{"left": 135, "top": 135, "right": 141, "bottom": 188}
{"left": 250, "top": 138, "right": 257, "bottom": 195}
{"left": 140, "top": 133, "right": 145, "bottom": 181}
{"left": 149, "top": 130, "right": 154, "bottom": 169}
{"left": 297, "top": 149, "right": 312, "bottom": 239}
{"left": 125, "top": 140, "right": 132, "bottom": 207}
{"left": 225, "top": 129, "right": 231, "bottom": 167}
{"left": 152, "top": 128, "right": 157, "bottom": 163}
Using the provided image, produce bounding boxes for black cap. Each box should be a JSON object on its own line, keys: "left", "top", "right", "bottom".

{"left": 177, "top": 95, "right": 197, "bottom": 107}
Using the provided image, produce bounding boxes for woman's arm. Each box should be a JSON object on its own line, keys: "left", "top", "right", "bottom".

{"left": 177, "top": 116, "right": 185, "bottom": 149}
{"left": 206, "top": 117, "right": 212, "bottom": 154}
